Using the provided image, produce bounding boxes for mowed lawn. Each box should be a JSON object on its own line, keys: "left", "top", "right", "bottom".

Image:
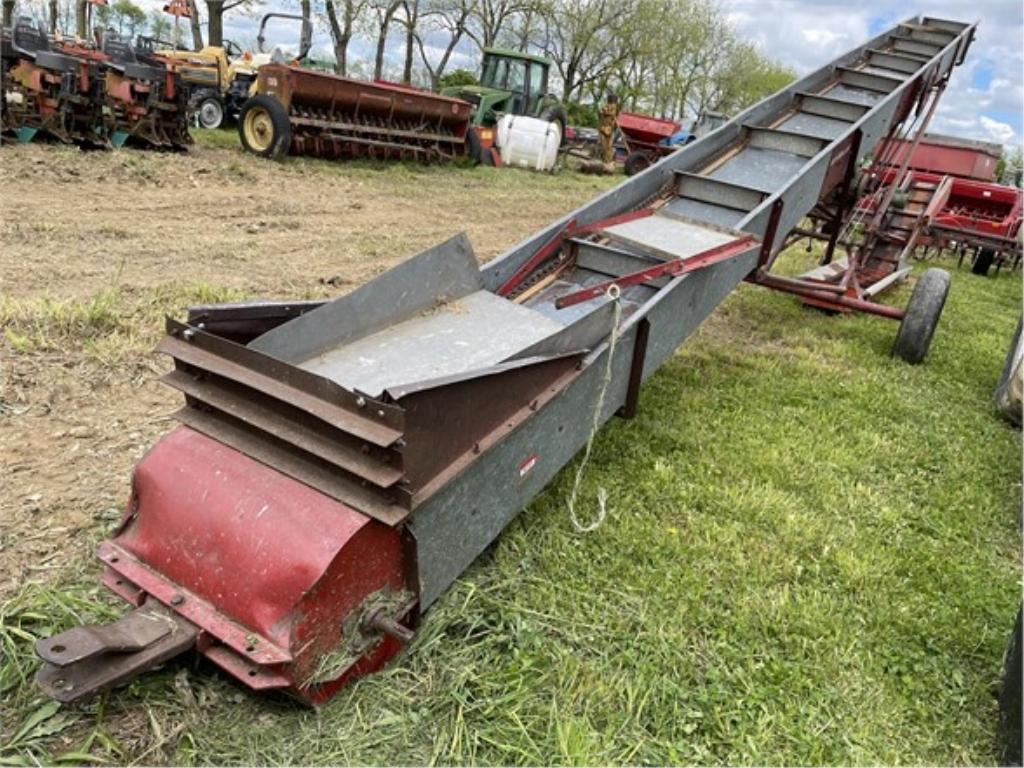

{"left": 1, "top": 218, "right": 1021, "bottom": 763}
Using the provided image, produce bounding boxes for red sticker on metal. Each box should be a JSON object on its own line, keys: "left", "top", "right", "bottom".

{"left": 518, "top": 454, "right": 538, "bottom": 478}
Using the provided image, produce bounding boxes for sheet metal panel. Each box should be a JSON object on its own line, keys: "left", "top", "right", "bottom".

{"left": 251, "top": 233, "right": 482, "bottom": 363}
{"left": 410, "top": 245, "right": 758, "bottom": 608}
{"left": 299, "top": 290, "right": 563, "bottom": 397}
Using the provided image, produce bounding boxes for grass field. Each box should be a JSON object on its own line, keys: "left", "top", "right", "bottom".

{"left": 1, "top": 147, "right": 1021, "bottom": 764}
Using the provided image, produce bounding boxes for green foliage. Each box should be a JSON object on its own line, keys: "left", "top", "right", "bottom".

{"left": 564, "top": 100, "right": 599, "bottom": 128}
{"left": 110, "top": 0, "right": 147, "bottom": 37}
{"left": 998, "top": 145, "right": 1023, "bottom": 187}
{"left": 438, "top": 68, "right": 478, "bottom": 89}
{"left": 147, "top": 10, "right": 171, "bottom": 44}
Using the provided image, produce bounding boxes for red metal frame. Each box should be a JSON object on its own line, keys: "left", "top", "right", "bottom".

{"left": 105, "top": 426, "right": 411, "bottom": 703}
{"left": 496, "top": 208, "right": 656, "bottom": 297}
{"left": 555, "top": 234, "right": 758, "bottom": 309}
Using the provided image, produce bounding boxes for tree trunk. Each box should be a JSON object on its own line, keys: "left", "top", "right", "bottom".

{"left": 48, "top": 0, "right": 57, "bottom": 33}
{"left": 325, "top": 0, "right": 352, "bottom": 75}
{"left": 75, "top": 0, "right": 87, "bottom": 38}
{"left": 206, "top": 0, "right": 223, "bottom": 46}
{"left": 401, "top": 0, "right": 417, "bottom": 84}
{"left": 374, "top": 29, "right": 387, "bottom": 80}
{"left": 187, "top": 0, "right": 203, "bottom": 48}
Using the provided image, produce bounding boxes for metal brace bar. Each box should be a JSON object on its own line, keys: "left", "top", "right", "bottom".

{"left": 35, "top": 600, "right": 198, "bottom": 703}
{"left": 618, "top": 318, "right": 650, "bottom": 420}
{"left": 554, "top": 235, "right": 758, "bottom": 309}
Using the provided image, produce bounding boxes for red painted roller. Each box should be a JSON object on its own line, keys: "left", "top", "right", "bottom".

{"left": 101, "top": 426, "right": 411, "bottom": 704}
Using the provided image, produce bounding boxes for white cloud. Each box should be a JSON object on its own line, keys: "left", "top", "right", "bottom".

{"left": 979, "top": 115, "right": 1017, "bottom": 145}
{"left": 723, "top": 0, "right": 1023, "bottom": 150}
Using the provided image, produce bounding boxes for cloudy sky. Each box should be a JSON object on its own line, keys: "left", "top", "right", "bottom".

{"left": 219, "top": 1, "right": 1021, "bottom": 148}
{"left": 722, "top": 0, "right": 1023, "bottom": 147}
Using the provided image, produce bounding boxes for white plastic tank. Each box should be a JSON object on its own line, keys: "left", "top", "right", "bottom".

{"left": 496, "top": 114, "right": 561, "bottom": 172}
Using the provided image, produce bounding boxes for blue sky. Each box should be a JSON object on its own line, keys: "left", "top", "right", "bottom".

{"left": 204, "top": 1, "right": 1023, "bottom": 148}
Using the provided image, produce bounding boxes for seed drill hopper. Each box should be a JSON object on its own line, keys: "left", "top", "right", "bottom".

{"left": 237, "top": 65, "right": 473, "bottom": 161}
{"left": 36, "top": 16, "right": 976, "bottom": 705}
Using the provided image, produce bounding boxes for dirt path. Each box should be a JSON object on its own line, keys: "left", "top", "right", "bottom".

{"left": 1, "top": 141, "right": 613, "bottom": 300}
{"left": 0, "top": 140, "right": 617, "bottom": 596}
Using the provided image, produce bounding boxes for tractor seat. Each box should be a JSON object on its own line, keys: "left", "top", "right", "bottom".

{"left": 35, "top": 50, "right": 80, "bottom": 73}
{"left": 11, "top": 16, "right": 48, "bottom": 57}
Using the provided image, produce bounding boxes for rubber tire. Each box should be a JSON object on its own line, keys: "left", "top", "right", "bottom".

{"left": 237, "top": 95, "right": 291, "bottom": 160}
{"left": 999, "top": 606, "right": 1022, "bottom": 766}
{"left": 972, "top": 247, "right": 996, "bottom": 277}
{"left": 197, "top": 95, "right": 225, "bottom": 130}
{"left": 538, "top": 105, "right": 567, "bottom": 147}
{"left": 892, "top": 267, "right": 950, "bottom": 364}
{"left": 466, "top": 127, "right": 487, "bottom": 166}
{"left": 624, "top": 150, "right": 651, "bottom": 177}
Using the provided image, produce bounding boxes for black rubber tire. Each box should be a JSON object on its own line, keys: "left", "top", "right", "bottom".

{"left": 973, "top": 247, "right": 996, "bottom": 276}
{"left": 624, "top": 150, "right": 651, "bottom": 176}
{"left": 538, "top": 105, "right": 567, "bottom": 147}
{"left": 466, "top": 127, "right": 486, "bottom": 165}
{"left": 892, "top": 267, "right": 950, "bottom": 364}
{"left": 237, "top": 94, "right": 291, "bottom": 160}
{"left": 196, "top": 95, "right": 225, "bottom": 130}
{"left": 999, "top": 606, "right": 1022, "bottom": 766}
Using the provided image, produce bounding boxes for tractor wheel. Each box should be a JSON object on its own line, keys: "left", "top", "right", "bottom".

{"left": 197, "top": 95, "right": 225, "bottom": 130}
{"left": 999, "top": 606, "right": 1023, "bottom": 766}
{"left": 238, "top": 95, "right": 291, "bottom": 160}
{"left": 892, "top": 267, "right": 950, "bottom": 364}
{"left": 466, "top": 127, "right": 486, "bottom": 166}
{"left": 624, "top": 150, "right": 651, "bottom": 176}
{"left": 538, "top": 105, "right": 567, "bottom": 146}
{"left": 972, "top": 247, "right": 996, "bottom": 276}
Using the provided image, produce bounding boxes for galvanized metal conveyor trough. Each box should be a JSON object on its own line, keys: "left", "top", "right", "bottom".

{"left": 36, "top": 15, "right": 976, "bottom": 705}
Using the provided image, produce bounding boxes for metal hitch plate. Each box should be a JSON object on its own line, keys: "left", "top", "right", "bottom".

{"left": 35, "top": 600, "right": 198, "bottom": 703}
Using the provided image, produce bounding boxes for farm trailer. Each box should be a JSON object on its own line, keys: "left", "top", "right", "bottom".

{"left": 616, "top": 111, "right": 691, "bottom": 176}
{"left": 35, "top": 15, "right": 977, "bottom": 705}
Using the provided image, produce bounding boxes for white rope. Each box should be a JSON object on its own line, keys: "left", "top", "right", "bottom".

{"left": 567, "top": 284, "right": 623, "bottom": 534}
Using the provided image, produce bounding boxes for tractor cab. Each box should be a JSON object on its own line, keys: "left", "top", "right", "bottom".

{"left": 478, "top": 49, "right": 551, "bottom": 116}
{"left": 441, "top": 48, "right": 560, "bottom": 128}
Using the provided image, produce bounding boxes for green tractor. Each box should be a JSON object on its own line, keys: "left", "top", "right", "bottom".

{"left": 441, "top": 48, "right": 566, "bottom": 164}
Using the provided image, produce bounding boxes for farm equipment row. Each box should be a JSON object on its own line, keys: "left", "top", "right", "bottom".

{"left": 791, "top": 132, "right": 1022, "bottom": 296}
{"left": 34, "top": 15, "right": 978, "bottom": 707}
{"left": 1, "top": 16, "right": 190, "bottom": 148}
{"left": 235, "top": 47, "right": 566, "bottom": 166}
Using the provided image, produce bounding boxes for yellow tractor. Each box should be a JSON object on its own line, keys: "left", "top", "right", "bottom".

{"left": 155, "top": 13, "right": 311, "bottom": 130}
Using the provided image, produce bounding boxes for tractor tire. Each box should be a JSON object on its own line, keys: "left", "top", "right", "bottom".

{"left": 466, "top": 127, "right": 488, "bottom": 166}
{"left": 238, "top": 95, "right": 291, "bottom": 160}
{"left": 972, "top": 247, "right": 996, "bottom": 276}
{"left": 892, "top": 267, "right": 950, "bottom": 364}
{"left": 999, "top": 606, "right": 1022, "bottom": 766}
{"left": 538, "top": 105, "right": 567, "bottom": 147}
{"left": 197, "top": 94, "right": 225, "bottom": 130}
{"left": 624, "top": 150, "right": 651, "bottom": 177}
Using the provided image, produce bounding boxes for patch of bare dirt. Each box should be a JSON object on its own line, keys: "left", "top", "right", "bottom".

{"left": 0, "top": 140, "right": 615, "bottom": 594}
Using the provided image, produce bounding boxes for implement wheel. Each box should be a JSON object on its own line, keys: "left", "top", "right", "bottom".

{"left": 538, "top": 105, "right": 567, "bottom": 146}
{"left": 197, "top": 95, "right": 225, "bottom": 130}
{"left": 892, "top": 267, "right": 950, "bottom": 364}
{"left": 624, "top": 150, "right": 651, "bottom": 176}
{"left": 238, "top": 95, "right": 291, "bottom": 159}
{"left": 972, "top": 247, "right": 996, "bottom": 277}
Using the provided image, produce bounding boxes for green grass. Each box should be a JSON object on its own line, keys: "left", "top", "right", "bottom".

{"left": 0, "top": 281, "right": 255, "bottom": 365}
{"left": 1, "top": 251, "right": 1020, "bottom": 765}
{"left": 190, "top": 124, "right": 613, "bottom": 194}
